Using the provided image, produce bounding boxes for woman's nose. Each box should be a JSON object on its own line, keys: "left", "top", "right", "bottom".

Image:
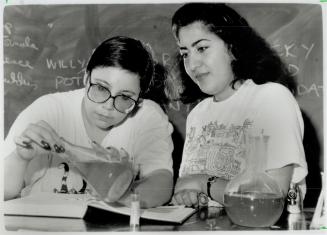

{"left": 187, "top": 53, "right": 201, "bottom": 71}
{"left": 102, "top": 97, "right": 115, "bottom": 110}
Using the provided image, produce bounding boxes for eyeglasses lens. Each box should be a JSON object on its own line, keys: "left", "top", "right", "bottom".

{"left": 88, "top": 84, "right": 135, "bottom": 113}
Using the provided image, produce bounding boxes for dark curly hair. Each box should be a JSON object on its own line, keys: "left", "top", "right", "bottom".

{"left": 86, "top": 36, "right": 169, "bottom": 108}
{"left": 171, "top": 3, "right": 296, "bottom": 103}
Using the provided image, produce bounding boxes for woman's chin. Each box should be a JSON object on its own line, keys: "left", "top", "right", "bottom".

{"left": 95, "top": 119, "right": 114, "bottom": 130}
{"left": 199, "top": 85, "right": 215, "bottom": 96}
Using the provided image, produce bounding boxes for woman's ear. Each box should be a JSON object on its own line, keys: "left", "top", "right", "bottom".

{"left": 229, "top": 51, "right": 236, "bottom": 61}
{"left": 227, "top": 44, "right": 236, "bottom": 61}
{"left": 126, "top": 98, "right": 143, "bottom": 117}
{"left": 83, "top": 72, "right": 89, "bottom": 86}
{"left": 137, "top": 98, "right": 144, "bottom": 107}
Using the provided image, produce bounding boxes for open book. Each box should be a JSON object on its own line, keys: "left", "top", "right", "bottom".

{"left": 4, "top": 192, "right": 196, "bottom": 224}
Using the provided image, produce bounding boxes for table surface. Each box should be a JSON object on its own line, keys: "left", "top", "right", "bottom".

{"left": 4, "top": 206, "right": 316, "bottom": 232}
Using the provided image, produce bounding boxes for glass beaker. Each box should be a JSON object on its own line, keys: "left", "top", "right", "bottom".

{"left": 61, "top": 139, "right": 135, "bottom": 202}
{"left": 85, "top": 161, "right": 134, "bottom": 202}
{"left": 223, "top": 131, "right": 285, "bottom": 227}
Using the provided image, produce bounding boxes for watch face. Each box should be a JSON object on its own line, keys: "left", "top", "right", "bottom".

{"left": 198, "top": 192, "right": 209, "bottom": 206}
{"left": 208, "top": 176, "right": 218, "bottom": 183}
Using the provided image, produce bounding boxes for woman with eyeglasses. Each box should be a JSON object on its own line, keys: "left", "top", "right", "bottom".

{"left": 4, "top": 36, "right": 174, "bottom": 208}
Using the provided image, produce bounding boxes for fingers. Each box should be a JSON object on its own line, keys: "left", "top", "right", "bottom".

{"left": 90, "top": 141, "right": 107, "bottom": 154}
{"left": 19, "top": 121, "right": 64, "bottom": 153}
{"left": 104, "top": 146, "right": 120, "bottom": 161}
{"left": 170, "top": 196, "right": 177, "bottom": 205}
{"left": 14, "top": 136, "right": 40, "bottom": 161}
{"left": 119, "top": 148, "right": 129, "bottom": 161}
{"left": 173, "top": 190, "right": 199, "bottom": 207}
{"left": 90, "top": 141, "right": 121, "bottom": 162}
{"left": 14, "top": 136, "right": 33, "bottom": 149}
{"left": 21, "top": 123, "right": 51, "bottom": 150}
{"left": 90, "top": 141, "right": 115, "bottom": 161}
{"left": 37, "top": 121, "right": 65, "bottom": 152}
{"left": 189, "top": 192, "right": 199, "bottom": 205}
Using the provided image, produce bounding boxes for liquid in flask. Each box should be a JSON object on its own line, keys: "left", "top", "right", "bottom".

{"left": 223, "top": 130, "right": 285, "bottom": 227}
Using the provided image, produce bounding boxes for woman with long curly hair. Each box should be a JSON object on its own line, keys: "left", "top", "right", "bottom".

{"left": 171, "top": 3, "right": 307, "bottom": 208}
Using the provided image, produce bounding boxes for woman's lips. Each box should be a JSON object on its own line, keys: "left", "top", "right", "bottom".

{"left": 195, "top": 72, "right": 209, "bottom": 81}
{"left": 95, "top": 113, "right": 112, "bottom": 121}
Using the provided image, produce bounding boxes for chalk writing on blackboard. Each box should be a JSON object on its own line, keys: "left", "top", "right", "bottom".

{"left": 298, "top": 83, "right": 323, "bottom": 97}
{"left": 55, "top": 76, "right": 84, "bottom": 90}
{"left": 4, "top": 72, "right": 38, "bottom": 90}
{"left": 45, "top": 58, "right": 86, "bottom": 89}
{"left": 4, "top": 23, "right": 39, "bottom": 50}
{"left": 46, "top": 59, "right": 86, "bottom": 70}
{"left": 272, "top": 42, "right": 314, "bottom": 59}
{"left": 272, "top": 41, "right": 315, "bottom": 76}
{"left": 4, "top": 57, "right": 34, "bottom": 69}
{"left": 4, "top": 21, "right": 39, "bottom": 90}
{"left": 4, "top": 35, "right": 39, "bottom": 51}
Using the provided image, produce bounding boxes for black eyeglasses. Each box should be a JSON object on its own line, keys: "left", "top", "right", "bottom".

{"left": 87, "top": 80, "right": 138, "bottom": 114}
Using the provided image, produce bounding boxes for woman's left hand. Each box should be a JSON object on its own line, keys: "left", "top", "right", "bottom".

{"left": 172, "top": 174, "right": 208, "bottom": 207}
{"left": 89, "top": 141, "right": 130, "bottom": 163}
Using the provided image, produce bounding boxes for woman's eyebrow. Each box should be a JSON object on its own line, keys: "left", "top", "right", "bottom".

{"left": 93, "top": 79, "right": 137, "bottom": 95}
{"left": 120, "top": 90, "right": 137, "bottom": 96}
{"left": 191, "top": 39, "right": 210, "bottom": 47}
{"left": 179, "top": 39, "right": 210, "bottom": 50}
{"left": 93, "top": 78, "right": 110, "bottom": 87}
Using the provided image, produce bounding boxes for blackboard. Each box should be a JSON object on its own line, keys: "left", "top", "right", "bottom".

{"left": 3, "top": 3, "right": 323, "bottom": 206}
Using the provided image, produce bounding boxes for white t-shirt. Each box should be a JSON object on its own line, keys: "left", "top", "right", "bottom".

{"left": 180, "top": 80, "right": 307, "bottom": 194}
{"left": 4, "top": 88, "right": 173, "bottom": 196}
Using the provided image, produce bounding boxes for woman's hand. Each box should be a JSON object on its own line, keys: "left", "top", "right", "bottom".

{"left": 89, "top": 141, "right": 129, "bottom": 162}
{"left": 172, "top": 174, "right": 209, "bottom": 207}
{"left": 14, "top": 120, "right": 64, "bottom": 161}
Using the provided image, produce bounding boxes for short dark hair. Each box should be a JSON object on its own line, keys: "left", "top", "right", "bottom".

{"left": 172, "top": 3, "right": 296, "bottom": 103}
{"left": 86, "top": 36, "right": 168, "bottom": 106}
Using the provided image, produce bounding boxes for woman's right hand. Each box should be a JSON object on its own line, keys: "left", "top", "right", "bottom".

{"left": 172, "top": 174, "right": 209, "bottom": 207}
{"left": 14, "top": 120, "right": 64, "bottom": 161}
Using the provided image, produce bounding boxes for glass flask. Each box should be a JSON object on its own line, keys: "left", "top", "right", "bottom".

{"left": 223, "top": 130, "right": 285, "bottom": 227}
{"left": 61, "top": 139, "right": 135, "bottom": 202}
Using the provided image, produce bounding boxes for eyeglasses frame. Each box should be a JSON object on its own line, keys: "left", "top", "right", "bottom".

{"left": 87, "top": 78, "right": 139, "bottom": 114}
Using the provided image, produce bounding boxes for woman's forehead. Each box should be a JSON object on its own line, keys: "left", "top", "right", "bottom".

{"left": 91, "top": 67, "right": 140, "bottom": 93}
{"left": 177, "top": 22, "right": 218, "bottom": 46}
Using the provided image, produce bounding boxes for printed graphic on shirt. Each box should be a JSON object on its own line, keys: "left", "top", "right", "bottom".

{"left": 180, "top": 119, "right": 253, "bottom": 180}
{"left": 53, "top": 162, "right": 89, "bottom": 194}
{"left": 21, "top": 159, "right": 96, "bottom": 197}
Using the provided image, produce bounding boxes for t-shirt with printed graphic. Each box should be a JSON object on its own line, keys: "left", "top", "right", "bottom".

{"left": 4, "top": 88, "right": 173, "bottom": 197}
{"left": 179, "top": 79, "right": 307, "bottom": 193}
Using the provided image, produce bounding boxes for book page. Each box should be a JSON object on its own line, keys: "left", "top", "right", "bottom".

{"left": 89, "top": 200, "right": 196, "bottom": 223}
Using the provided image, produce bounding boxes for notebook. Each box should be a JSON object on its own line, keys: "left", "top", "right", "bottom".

{"left": 4, "top": 192, "right": 196, "bottom": 224}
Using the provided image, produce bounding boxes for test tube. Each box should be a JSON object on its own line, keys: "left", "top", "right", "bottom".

{"left": 130, "top": 192, "right": 140, "bottom": 231}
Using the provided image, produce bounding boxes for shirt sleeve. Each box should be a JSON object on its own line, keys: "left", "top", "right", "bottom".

{"left": 132, "top": 101, "right": 174, "bottom": 177}
{"left": 255, "top": 84, "right": 308, "bottom": 184}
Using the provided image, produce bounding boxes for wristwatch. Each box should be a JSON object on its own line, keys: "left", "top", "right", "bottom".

{"left": 207, "top": 176, "right": 218, "bottom": 199}
{"left": 198, "top": 192, "right": 209, "bottom": 207}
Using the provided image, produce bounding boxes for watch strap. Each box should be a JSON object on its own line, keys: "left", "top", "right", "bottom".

{"left": 207, "top": 176, "right": 218, "bottom": 199}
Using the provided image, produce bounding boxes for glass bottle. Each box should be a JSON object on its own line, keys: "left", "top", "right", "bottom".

{"left": 223, "top": 130, "right": 285, "bottom": 227}
{"left": 60, "top": 139, "right": 135, "bottom": 202}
